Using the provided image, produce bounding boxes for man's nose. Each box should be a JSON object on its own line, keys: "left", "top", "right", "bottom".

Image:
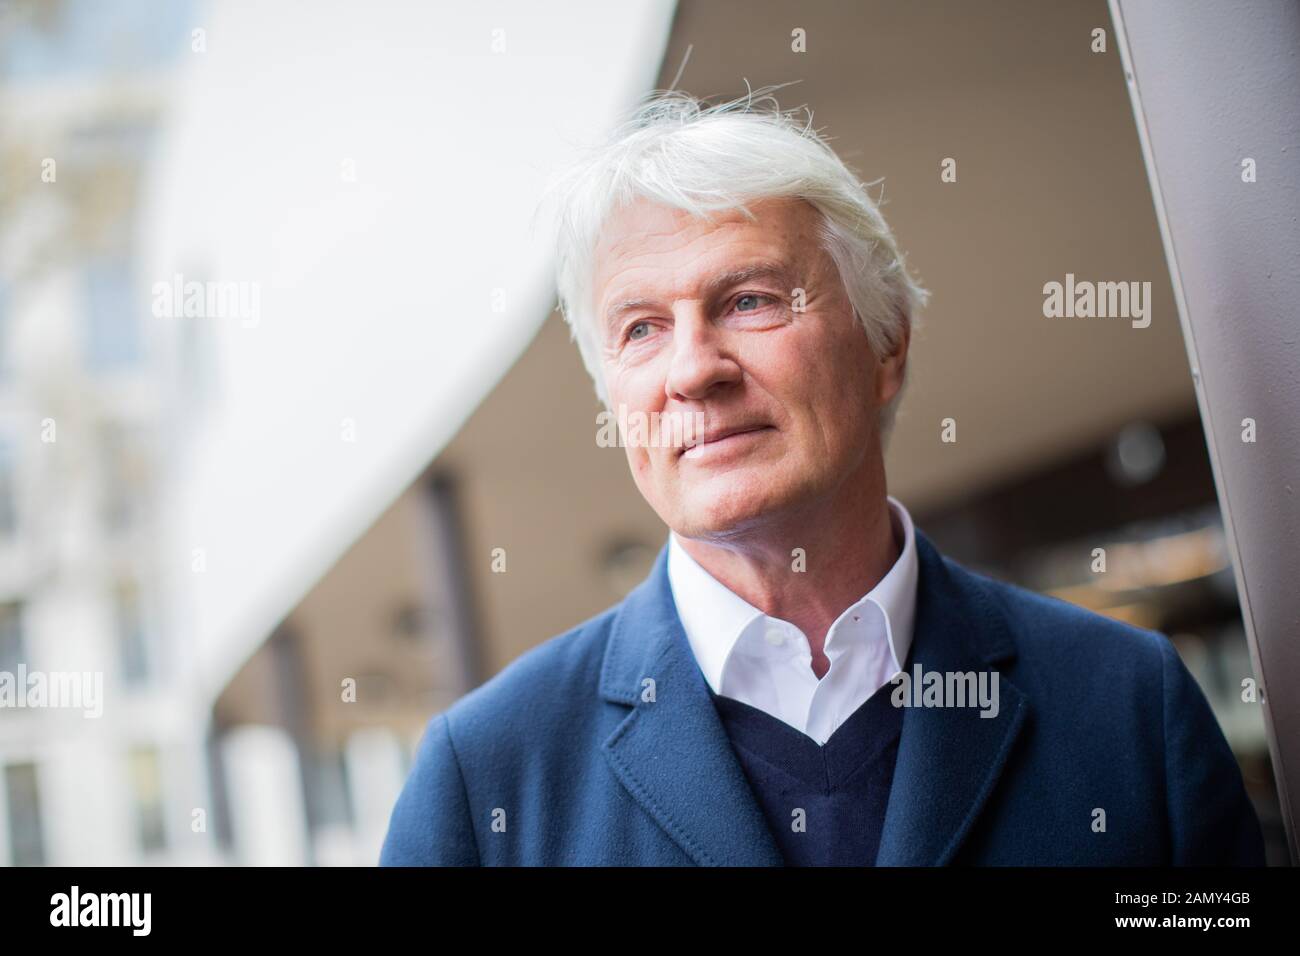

{"left": 664, "top": 306, "right": 742, "bottom": 401}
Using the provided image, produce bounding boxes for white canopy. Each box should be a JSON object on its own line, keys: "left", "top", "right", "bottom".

{"left": 142, "top": 0, "right": 676, "bottom": 702}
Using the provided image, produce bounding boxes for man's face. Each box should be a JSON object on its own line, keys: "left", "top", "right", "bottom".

{"left": 591, "top": 196, "right": 905, "bottom": 540}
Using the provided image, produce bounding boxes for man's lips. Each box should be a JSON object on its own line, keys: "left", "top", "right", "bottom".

{"left": 678, "top": 424, "right": 773, "bottom": 458}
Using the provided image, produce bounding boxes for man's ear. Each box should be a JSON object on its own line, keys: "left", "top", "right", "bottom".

{"left": 876, "top": 316, "right": 911, "bottom": 406}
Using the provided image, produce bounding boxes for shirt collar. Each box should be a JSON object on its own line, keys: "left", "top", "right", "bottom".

{"left": 666, "top": 495, "right": 919, "bottom": 693}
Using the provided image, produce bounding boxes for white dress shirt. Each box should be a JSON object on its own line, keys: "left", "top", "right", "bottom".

{"left": 667, "top": 495, "right": 918, "bottom": 745}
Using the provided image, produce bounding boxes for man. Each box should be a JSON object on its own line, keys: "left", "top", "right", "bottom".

{"left": 381, "top": 91, "right": 1266, "bottom": 866}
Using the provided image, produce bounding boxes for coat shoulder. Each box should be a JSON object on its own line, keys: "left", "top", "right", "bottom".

{"left": 380, "top": 602, "right": 625, "bottom": 865}
{"left": 943, "top": 552, "right": 1170, "bottom": 678}
{"left": 436, "top": 601, "right": 621, "bottom": 748}
{"left": 937, "top": 549, "right": 1265, "bottom": 865}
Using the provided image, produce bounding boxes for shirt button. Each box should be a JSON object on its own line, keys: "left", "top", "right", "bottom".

{"left": 764, "top": 624, "right": 785, "bottom": 646}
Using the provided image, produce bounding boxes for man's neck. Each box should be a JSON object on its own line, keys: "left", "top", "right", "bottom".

{"left": 674, "top": 471, "right": 900, "bottom": 672}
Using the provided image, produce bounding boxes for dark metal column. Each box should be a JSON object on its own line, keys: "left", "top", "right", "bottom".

{"left": 1110, "top": 0, "right": 1300, "bottom": 862}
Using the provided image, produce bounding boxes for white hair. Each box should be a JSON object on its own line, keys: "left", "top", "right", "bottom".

{"left": 541, "top": 87, "right": 929, "bottom": 447}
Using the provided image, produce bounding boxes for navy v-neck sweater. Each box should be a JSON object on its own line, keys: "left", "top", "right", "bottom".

{"left": 709, "top": 680, "right": 904, "bottom": 866}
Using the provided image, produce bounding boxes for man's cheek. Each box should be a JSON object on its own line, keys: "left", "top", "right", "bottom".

{"left": 625, "top": 445, "right": 655, "bottom": 485}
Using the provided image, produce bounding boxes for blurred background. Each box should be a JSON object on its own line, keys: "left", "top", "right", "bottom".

{"left": 0, "top": 0, "right": 1287, "bottom": 866}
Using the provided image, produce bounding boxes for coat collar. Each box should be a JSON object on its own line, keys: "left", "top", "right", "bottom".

{"left": 599, "top": 525, "right": 1028, "bottom": 866}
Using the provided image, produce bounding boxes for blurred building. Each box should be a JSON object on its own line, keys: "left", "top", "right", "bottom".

{"left": 2, "top": 0, "right": 675, "bottom": 866}
{"left": 0, "top": 0, "right": 216, "bottom": 865}
{"left": 211, "top": 477, "right": 477, "bottom": 865}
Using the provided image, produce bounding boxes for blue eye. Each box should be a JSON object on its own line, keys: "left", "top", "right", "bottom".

{"left": 627, "top": 321, "right": 651, "bottom": 341}
{"left": 735, "top": 294, "right": 769, "bottom": 312}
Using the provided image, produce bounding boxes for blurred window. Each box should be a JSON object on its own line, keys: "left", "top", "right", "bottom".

{"left": 305, "top": 748, "right": 353, "bottom": 832}
{"left": 0, "top": 280, "right": 10, "bottom": 379}
{"left": 0, "top": 438, "right": 17, "bottom": 538}
{"left": 98, "top": 423, "right": 150, "bottom": 533}
{"left": 128, "top": 746, "right": 166, "bottom": 854}
{"left": 0, "top": 601, "right": 23, "bottom": 673}
{"left": 83, "top": 255, "right": 141, "bottom": 372}
{"left": 116, "top": 579, "right": 148, "bottom": 685}
{"left": 3, "top": 762, "right": 44, "bottom": 866}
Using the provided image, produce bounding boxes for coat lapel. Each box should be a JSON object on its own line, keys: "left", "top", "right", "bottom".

{"left": 599, "top": 545, "right": 784, "bottom": 866}
{"left": 874, "top": 528, "right": 1029, "bottom": 865}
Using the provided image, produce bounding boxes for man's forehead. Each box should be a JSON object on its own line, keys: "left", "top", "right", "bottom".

{"left": 592, "top": 197, "right": 819, "bottom": 303}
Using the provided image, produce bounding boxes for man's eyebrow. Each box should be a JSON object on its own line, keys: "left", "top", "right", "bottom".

{"left": 602, "top": 261, "right": 796, "bottom": 327}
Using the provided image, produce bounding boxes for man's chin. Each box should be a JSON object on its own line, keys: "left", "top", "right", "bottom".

{"left": 671, "top": 483, "right": 797, "bottom": 541}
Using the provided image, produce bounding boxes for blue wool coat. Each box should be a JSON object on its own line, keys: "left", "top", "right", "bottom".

{"left": 380, "top": 527, "right": 1266, "bottom": 866}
